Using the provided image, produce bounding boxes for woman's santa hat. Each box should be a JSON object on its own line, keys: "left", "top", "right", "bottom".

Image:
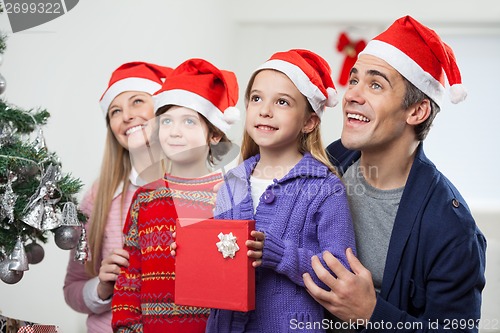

{"left": 99, "top": 61, "right": 172, "bottom": 117}
{"left": 254, "top": 49, "right": 338, "bottom": 118}
{"left": 154, "top": 58, "right": 240, "bottom": 134}
{"left": 359, "top": 15, "right": 467, "bottom": 107}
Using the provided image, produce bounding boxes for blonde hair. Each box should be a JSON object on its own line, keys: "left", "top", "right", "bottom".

{"left": 241, "top": 69, "right": 339, "bottom": 177}
{"left": 84, "top": 127, "right": 131, "bottom": 277}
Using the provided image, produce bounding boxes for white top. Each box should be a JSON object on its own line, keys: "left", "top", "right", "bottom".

{"left": 250, "top": 176, "right": 273, "bottom": 213}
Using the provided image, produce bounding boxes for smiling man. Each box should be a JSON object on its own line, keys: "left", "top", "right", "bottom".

{"left": 303, "top": 16, "right": 486, "bottom": 333}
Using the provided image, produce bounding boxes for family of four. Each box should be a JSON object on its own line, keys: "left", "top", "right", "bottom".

{"left": 63, "top": 15, "right": 486, "bottom": 333}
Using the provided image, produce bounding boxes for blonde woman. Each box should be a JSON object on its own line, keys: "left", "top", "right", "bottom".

{"left": 63, "top": 62, "right": 171, "bottom": 333}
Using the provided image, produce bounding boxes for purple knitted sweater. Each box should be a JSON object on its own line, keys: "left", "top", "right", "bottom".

{"left": 206, "top": 153, "right": 356, "bottom": 333}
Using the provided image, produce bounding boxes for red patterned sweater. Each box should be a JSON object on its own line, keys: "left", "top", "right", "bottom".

{"left": 111, "top": 172, "right": 223, "bottom": 333}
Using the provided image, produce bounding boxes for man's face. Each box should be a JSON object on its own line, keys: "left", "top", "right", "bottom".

{"left": 341, "top": 54, "right": 413, "bottom": 154}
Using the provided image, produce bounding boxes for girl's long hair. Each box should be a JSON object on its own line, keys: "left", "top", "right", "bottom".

{"left": 241, "top": 69, "right": 340, "bottom": 177}
{"left": 84, "top": 128, "right": 131, "bottom": 277}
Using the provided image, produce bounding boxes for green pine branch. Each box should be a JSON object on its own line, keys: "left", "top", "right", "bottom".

{"left": 0, "top": 100, "right": 50, "bottom": 134}
{"left": 0, "top": 30, "right": 87, "bottom": 257}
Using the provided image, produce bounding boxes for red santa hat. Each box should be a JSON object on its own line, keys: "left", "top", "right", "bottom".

{"left": 154, "top": 58, "right": 240, "bottom": 134}
{"left": 99, "top": 61, "right": 172, "bottom": 116}
{"left": 359, "top": 15, "right": 467, "bottom": 107}
{"left": 254, "top": 49, "right": 338, "bottom": 118}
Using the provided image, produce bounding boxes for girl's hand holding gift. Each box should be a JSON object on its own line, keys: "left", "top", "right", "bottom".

{"left": 246, "top": 230, "right": 265, "bottom": 267}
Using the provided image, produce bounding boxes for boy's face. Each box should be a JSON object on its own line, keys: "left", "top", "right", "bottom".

{"left": 158, "top": 106, "right": 210, "bottom": 166}
{"left": 341, "top": 54, "right": 413, "bottom": 153}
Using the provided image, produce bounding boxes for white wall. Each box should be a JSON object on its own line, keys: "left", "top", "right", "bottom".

{"left": 0, "top": 1, "right": 499, "bottom": 332}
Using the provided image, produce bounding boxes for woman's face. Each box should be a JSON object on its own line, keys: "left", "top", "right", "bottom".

{"left": 107, "top": 91, "right": 155, "bottom": 151}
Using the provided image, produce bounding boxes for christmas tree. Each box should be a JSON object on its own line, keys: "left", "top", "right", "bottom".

{"left": 0, "top": 5, "right": 87, "bottom": 284}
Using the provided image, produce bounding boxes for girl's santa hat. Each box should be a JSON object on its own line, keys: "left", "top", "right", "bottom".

{"left": 99, "top": 62, "right": 172, "bottom": 116}
{"left": 154, "top": 58, "right": 240, "bottom": 134}
{"left": 254, "top": 49, "right": 338, "bottom": 118}
{"left": 359, "top": 15, "right": 467, "bottom": 107}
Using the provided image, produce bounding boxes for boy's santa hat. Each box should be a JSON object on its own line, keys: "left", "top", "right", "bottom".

{"left": 154, "top": 58, "right": 240, "bottom": 134}
{"left": 359, "top": 15, "right": 467, "bottom": 107}
{"left": 255, "top": 49, "right": 338, "bottom": 118}
{"left": 99, "top": 62, "right": 172, "bottom": 116}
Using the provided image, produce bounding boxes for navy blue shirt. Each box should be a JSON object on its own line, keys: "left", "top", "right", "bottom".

{"left": 327, "top": 140, "right": 486, "bottom": 333}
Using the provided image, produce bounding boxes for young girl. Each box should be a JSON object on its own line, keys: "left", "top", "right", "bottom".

{"left": 111, "top": 58, "right": 240, "bottom": 333}
{"left": 63, "top": 61, "right": 172, "bottom": 333}
{"left": 206, "top": 49, "right": 356, "bottom": 332}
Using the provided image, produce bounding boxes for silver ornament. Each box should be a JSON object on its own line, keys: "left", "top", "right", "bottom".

{"left": 22, "top": 164, "right": 62, "bottom": 230}
{"left": 61, "top": 202, "right": 80, "bottom": 226}
{"left": 22, "top": 201, "right": 44, "bottom": 229}
{"left": 0, "top": 122, "right": 16, "bottom": 148}
{"left": 25, "top": 165, "right": 55, "bottom": 205}
{"left": 54, "top": 226, "right": 80, "bottom": 250}
{"left": 0, "top": 73, "right": 6, "bottom": 95}
{"left": 41, "top": 204, "right": 62, "bottom": 230}
{"left": 25, "top": 242, "right": 45, "bottom": 264}
{"left": 33, "top": 127, "right": 47, "bottom": 152}
{"left": 0, "top": 171, "right": 18, "bottom": 223}
{"left": 8, "top": 237, "right": 29, "bottom": 272}
{"left": 40, "top": 164, "right": 62, "bottom": 194}
{"left": 0, "top": 259, "right": 24, "bottom": 284}
{"left": 74, "top": 227, "right": 89, "bottom": 263}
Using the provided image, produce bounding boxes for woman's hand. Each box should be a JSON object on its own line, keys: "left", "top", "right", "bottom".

{"left": 97, "top": 248, "right": 129, "bottom": 300}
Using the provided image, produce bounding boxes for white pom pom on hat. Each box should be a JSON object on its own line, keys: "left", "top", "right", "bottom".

{"left": 449, "top": 84, "right": 467, "bottom": 104}
{"left": 326, "top": 87, "right": 338, "bottom": 108}
{"left": 222, "top": 106, "right": 240, "bottom": 124}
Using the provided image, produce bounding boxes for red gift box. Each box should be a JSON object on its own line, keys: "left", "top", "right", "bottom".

{"left": 175, "top": 218, "right": 256, "bottom": 312}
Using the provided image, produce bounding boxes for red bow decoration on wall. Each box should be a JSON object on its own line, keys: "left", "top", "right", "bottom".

{"left": 336, "top": 32, "right": 366, "bottom": 86}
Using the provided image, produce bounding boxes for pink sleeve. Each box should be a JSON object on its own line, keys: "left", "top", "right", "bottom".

{"left": 62, "top": 183, "right": 96, "bottom": 314}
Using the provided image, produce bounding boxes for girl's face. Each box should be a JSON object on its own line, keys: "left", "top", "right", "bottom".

{"left": 107, "top": 91, "right": 155, "bottom": 151}
{"left": 158, "top": 106, "right": 213, "bottom": 167}
{"left": 246, "top": 70, "right": 316, "bottom": 154}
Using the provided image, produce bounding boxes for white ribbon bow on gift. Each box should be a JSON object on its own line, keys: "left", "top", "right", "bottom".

{"left": 216, "top": 232, "right": 240, "bottom": 259}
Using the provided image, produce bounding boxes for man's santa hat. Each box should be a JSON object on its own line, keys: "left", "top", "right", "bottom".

{"left": 99, "top": 62, "right": 172, "bottom": 116}
{"left": 154, "top": 58, "right": 240, "bottom": 134}
{"left": 254, "top": 49, "right": 338, "bottom": 118}
{"left": 359, "top": 15, "right": 467, "bottom": 107}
